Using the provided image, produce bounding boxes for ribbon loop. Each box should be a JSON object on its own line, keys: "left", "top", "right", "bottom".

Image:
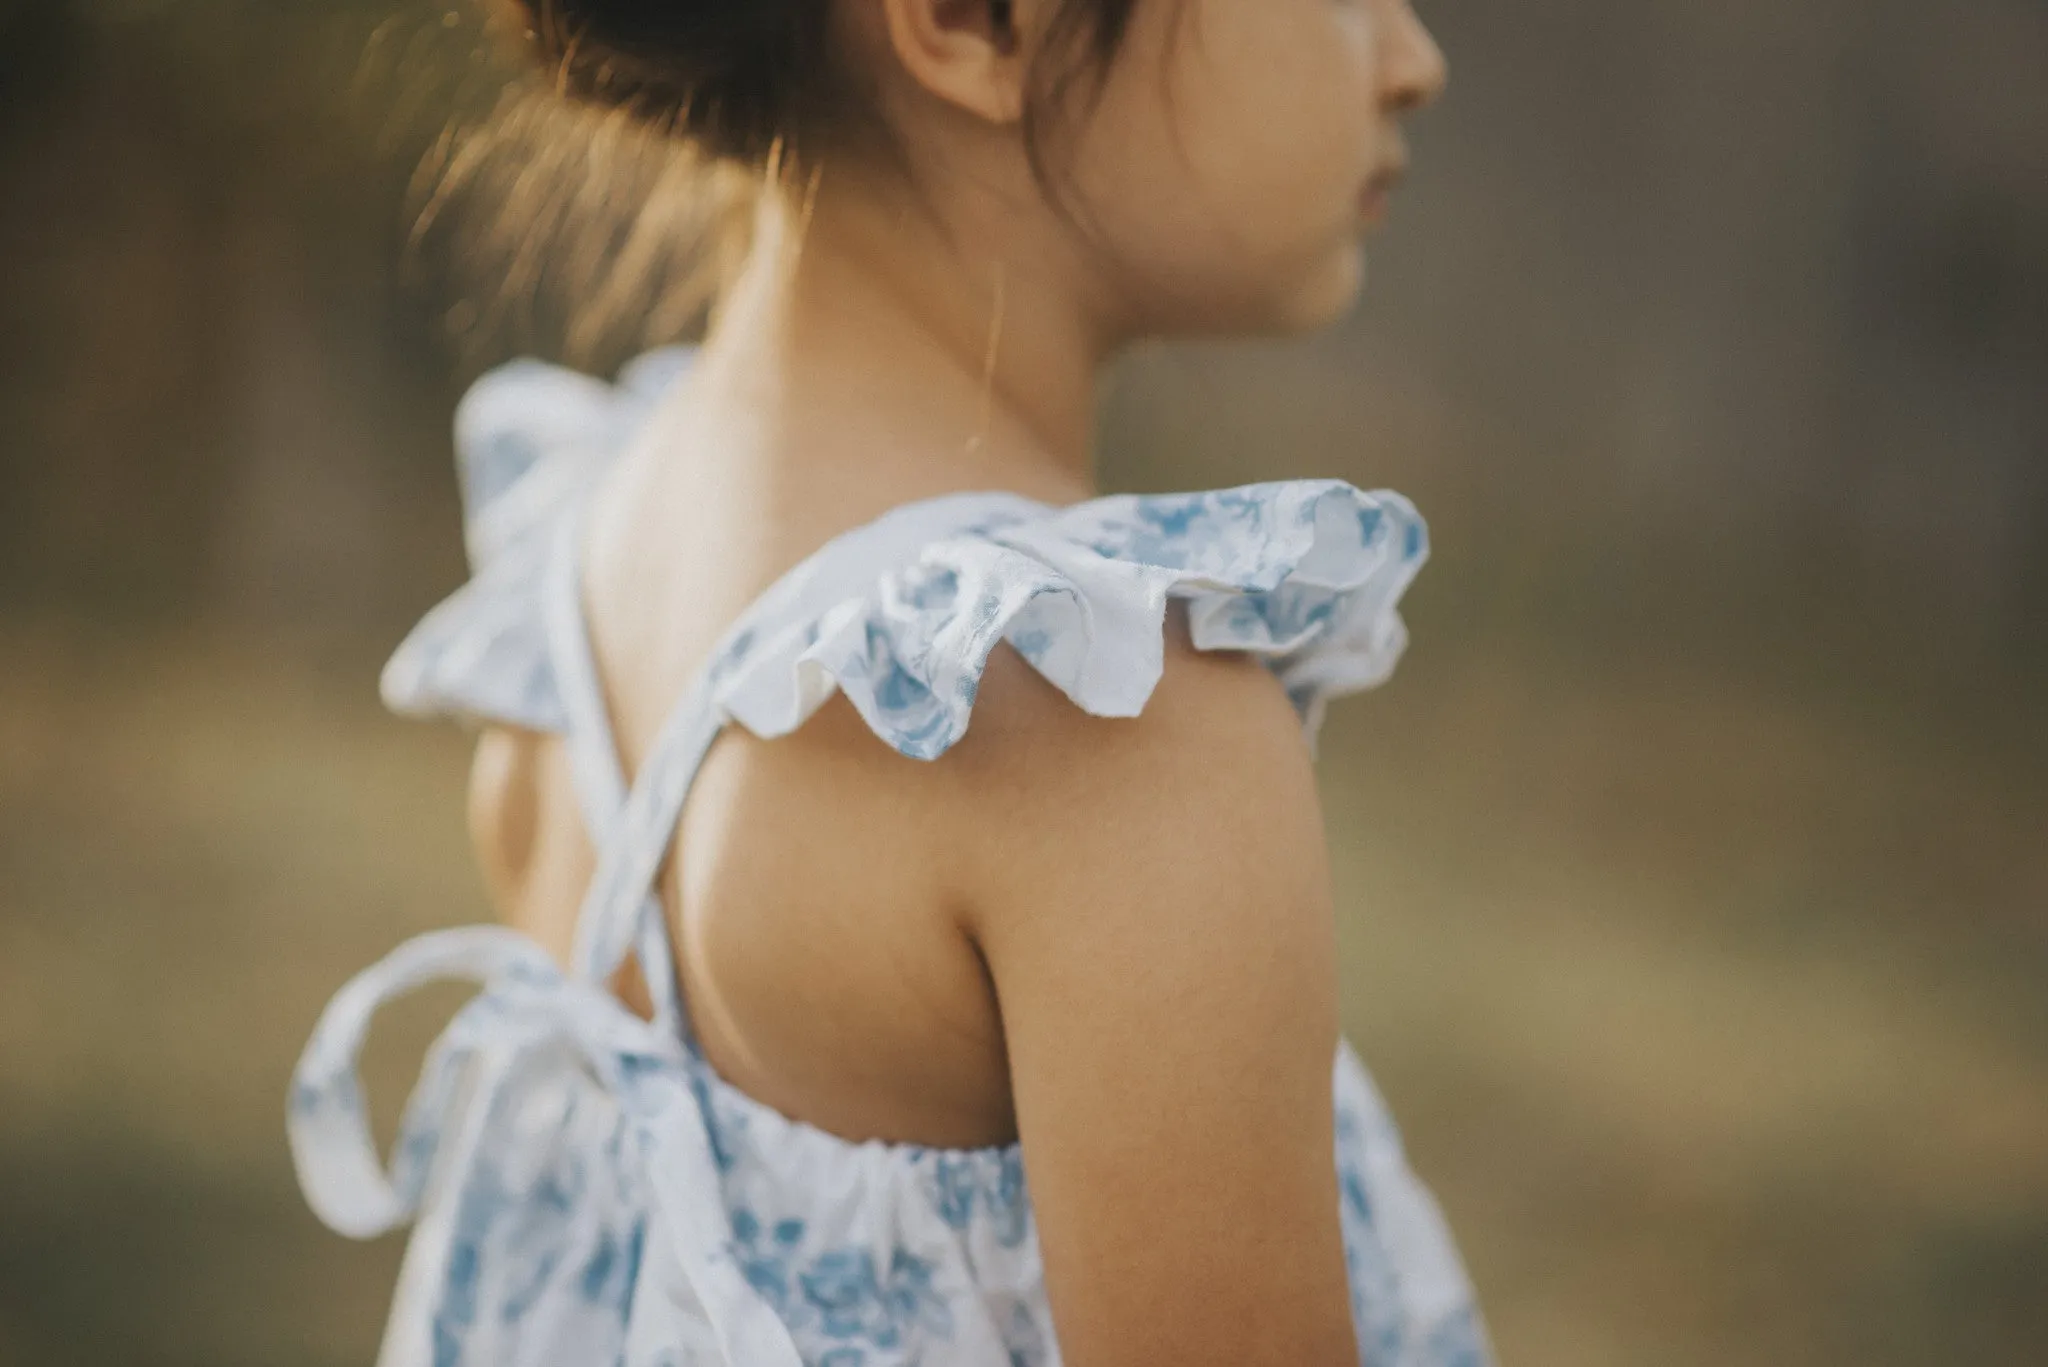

{"left": 286, "top": 927, "right": 564, "bottom": 1238}
{"left": 287, "top": 924, "right": 805, "bottom": 1365}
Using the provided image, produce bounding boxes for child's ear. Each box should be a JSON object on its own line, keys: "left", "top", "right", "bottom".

{"left": 877, "top": 0, "right": 1033, "bottom": 125}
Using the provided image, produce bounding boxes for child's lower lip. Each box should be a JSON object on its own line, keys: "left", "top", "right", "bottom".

{"left": 1359, "top": 164, "right": 1406, "bottom": 226}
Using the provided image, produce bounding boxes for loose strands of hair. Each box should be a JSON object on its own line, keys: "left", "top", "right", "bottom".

{"left": 1021, "top": 0, "right": 1139, "bottom": 210}
{"left": 422, "top": 0, "right": 1141, "bottom": 366}
{"left": 415, "top": 82, "right": 756, "bottom": 365}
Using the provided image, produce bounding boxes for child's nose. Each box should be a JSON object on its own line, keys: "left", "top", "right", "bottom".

{"left": 1383, "top": 2, "right": 1449, "bottom": 115}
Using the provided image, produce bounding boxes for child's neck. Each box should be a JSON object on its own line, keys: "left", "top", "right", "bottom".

{"left": 693, "top": 176, "right": 1111, "bottom": 507}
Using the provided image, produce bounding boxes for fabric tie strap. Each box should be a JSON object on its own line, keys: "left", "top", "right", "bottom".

{"left": 285, "top": 924, "right": 806, "bottom": 1367}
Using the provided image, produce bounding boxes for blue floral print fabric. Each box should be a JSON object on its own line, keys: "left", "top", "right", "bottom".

{"left": 288, "top": 350, "right": 1493, "bottom": 1367}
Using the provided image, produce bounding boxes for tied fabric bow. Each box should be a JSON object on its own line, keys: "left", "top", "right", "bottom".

{"left": 286, "top": 925, "right": 807, "bottom": 1367}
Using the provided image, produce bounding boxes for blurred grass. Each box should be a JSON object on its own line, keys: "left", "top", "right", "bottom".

{"left": 0, "top": 622, "right": 461, "bottom": 1367}
{"left": 2, "top": 615, "right": 2042, "bottom": 1366}
{"left": 1327, "top": 634, "right": 2048, "bottom": 1366}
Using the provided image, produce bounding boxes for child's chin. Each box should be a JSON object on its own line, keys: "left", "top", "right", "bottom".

{"left": 1266, "top": 244, "right": 1368, "bottom": 335}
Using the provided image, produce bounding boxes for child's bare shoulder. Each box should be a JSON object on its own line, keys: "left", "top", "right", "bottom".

{"left": 932, "top": 616, "right": 1331, "bottom": 925}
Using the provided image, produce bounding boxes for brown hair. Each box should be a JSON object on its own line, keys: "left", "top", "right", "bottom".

{"left": 500, "top": 0, "right": 1141, "bottom": 168}
{"left": 422, "top": 1, "right": 1141, "bottom": 362}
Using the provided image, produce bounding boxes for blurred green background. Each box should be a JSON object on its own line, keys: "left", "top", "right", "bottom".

{"left": 2, "top": 2, "right": 2045, "bottom": 1364}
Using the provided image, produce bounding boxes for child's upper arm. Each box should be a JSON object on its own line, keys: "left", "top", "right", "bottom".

{"left": 952, "top": 640, "right": 1359, "bottom": 1367}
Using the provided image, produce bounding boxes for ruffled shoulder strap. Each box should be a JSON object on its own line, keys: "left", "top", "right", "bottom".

{"left": 570, "top": 478, "right": 1428, "bottom": 983}
{"left": 378, "top": 348, "right": 692, "bottom": 732}
{"left": 709, "top": 479, "right": 1429, "bottom": 761}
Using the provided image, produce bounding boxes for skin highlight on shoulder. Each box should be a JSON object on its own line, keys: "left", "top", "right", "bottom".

{"left": 935, "top": 620, "right": 1357, "bottom": 1367}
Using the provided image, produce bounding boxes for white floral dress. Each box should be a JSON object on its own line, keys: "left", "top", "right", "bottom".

{"left": 287, "top": 349, "right": 1494, "bottom": 1367}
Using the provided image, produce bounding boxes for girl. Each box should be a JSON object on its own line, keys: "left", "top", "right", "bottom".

{"left": 289, "top": 2, "right": 1484, "bottom": 1364}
